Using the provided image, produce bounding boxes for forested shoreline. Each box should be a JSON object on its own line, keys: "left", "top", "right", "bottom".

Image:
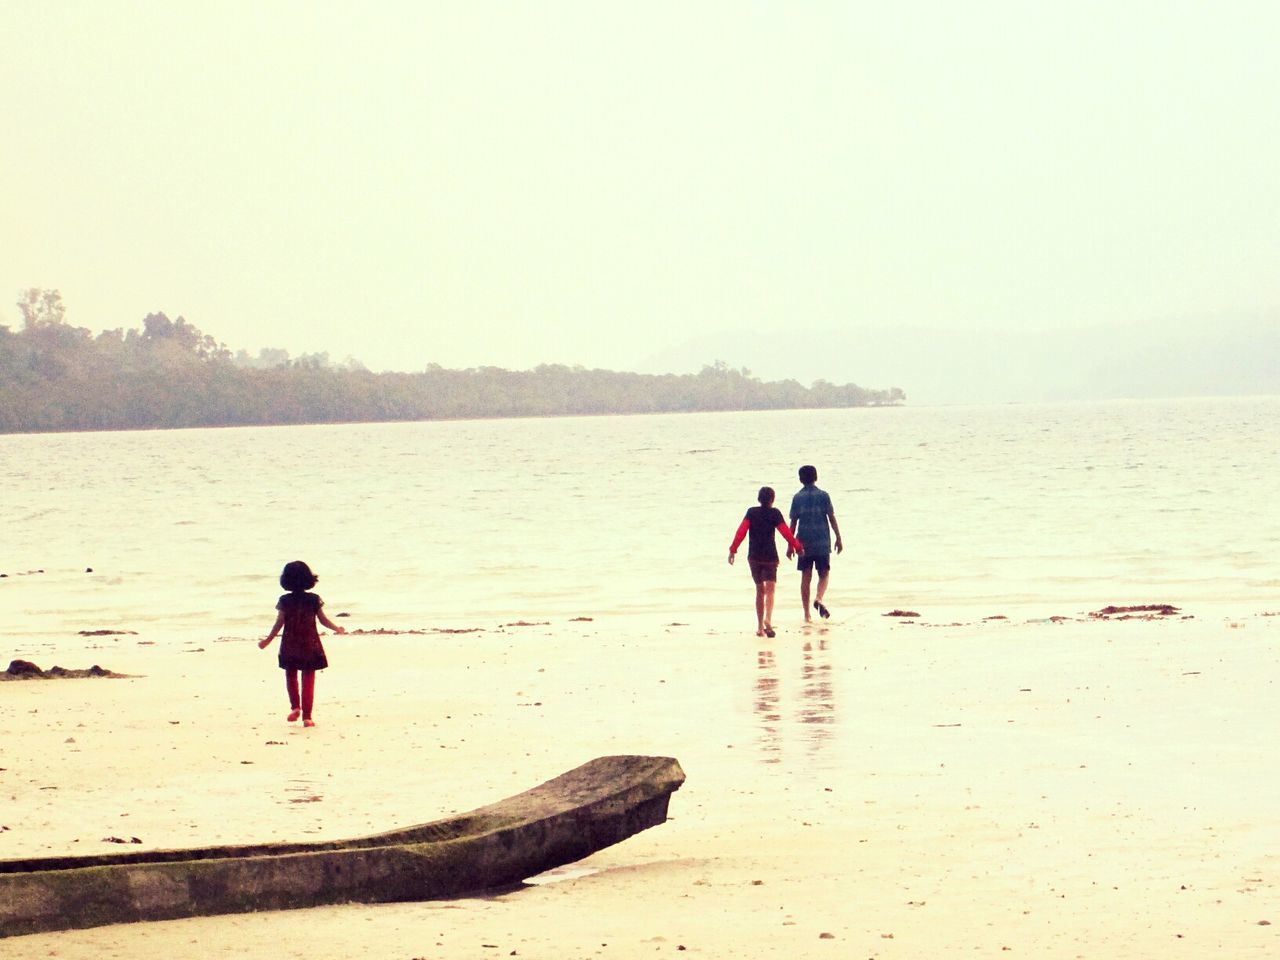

{"left": 1, "top": 290, "right": 904, "bottom": 434}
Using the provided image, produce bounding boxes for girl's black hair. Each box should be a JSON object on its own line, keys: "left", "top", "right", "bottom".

{"left": 280, "top": 560, "right": 318, "bottom": 592}
{"left": 757, "top": 486, "right": 775, "bottom": 506}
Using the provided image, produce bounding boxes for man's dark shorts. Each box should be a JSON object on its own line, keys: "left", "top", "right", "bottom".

{"left": 797, "top": 554, "right": 831, "bottom": 575}
{"left": 748, "top": 559, "right": 778, "bottom": 585}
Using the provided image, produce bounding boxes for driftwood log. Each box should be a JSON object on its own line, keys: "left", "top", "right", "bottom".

{"left": 0, "top": 754, "right": 684, "bottom": 938}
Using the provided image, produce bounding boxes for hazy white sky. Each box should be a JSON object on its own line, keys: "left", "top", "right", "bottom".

{"left": 3, "top": 1, "right": 1277, "bottom": 393}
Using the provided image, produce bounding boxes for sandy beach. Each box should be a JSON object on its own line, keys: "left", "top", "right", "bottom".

{"left": 2, "top": 603, "right": 1278, "bottom": 957}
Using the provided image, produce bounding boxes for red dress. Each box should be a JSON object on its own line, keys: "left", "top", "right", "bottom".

{"left": 276, "top": 592, "right": 329, "bottom": 671}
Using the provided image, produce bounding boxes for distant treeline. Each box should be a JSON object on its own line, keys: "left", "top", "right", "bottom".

{"left": 0, "top": 290, "right": 905, "bottom": 434}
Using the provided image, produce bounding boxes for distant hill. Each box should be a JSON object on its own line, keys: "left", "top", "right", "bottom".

{"left": 636, "top": 312, "right": 1280, "bottom": 406}
{"left": 0, "top": 296, "right": 904, "bottom": 434}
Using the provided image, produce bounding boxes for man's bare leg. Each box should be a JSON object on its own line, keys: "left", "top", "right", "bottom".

{"left": 800, "top": 568, "right": 813, "bottom": 622}
{"left": 815, "top": 570, "right": 831, "bottom": 607}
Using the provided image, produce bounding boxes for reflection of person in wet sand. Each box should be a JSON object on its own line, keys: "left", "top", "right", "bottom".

{"left": 753, "top": 638, "right": 835, "bottom": 764}
{"left": 754, "top": 647, "right": 782, "bottom": 763}
{"left": 729, "top": 486, "right": 804, "bottom": 638}
{"left": 798, "top": 638, "right": 835, "bottom": 754}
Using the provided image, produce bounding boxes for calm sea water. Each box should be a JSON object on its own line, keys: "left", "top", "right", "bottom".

{"left": 2, "top": 396, "right": 1278, "bottom": 645}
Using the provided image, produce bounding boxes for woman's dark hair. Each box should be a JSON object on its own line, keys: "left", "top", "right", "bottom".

{"left": 280, "top": 560, "right": 318, "bottom": 592}
{"left": 757, "top": 486, "right": 775, "bottom": 506}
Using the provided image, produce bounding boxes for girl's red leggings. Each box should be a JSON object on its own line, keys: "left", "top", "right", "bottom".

{"left": 285, "top": 669, "right": 317, "bottom": 719}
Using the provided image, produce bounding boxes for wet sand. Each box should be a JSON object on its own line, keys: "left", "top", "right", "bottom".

{"left": 3, "top": 607, "right": 1279, "bottom": 957}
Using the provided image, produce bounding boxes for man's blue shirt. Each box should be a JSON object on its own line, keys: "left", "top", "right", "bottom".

{"left": 789, "top": 485, "right": 833, "bottom": 555}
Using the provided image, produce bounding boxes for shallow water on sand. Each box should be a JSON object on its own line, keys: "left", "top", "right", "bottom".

{"left": 5, "top": 396, "right": 1276, "bottom": 781}
{"left": 3, "top": 396, "right": 1277, "bottom": 643}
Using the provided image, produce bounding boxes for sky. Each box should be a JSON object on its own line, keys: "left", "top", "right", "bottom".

{"left": 3, "top": 1, "right": 1278, "bottom": 404}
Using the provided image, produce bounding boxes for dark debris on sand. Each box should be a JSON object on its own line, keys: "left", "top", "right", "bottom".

{"left": 1090, "top": 604, "right": 1183, "bottom": 619}
{"left": 3, "top": 660, "right": 130, "bottom": 681}
{"left": 879, "top": 603, "right": 1196, "bottom": 628}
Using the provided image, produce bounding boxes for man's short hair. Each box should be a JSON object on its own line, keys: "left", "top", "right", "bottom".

{"left": 798, "top": 465, "right": 818, "bottom": 485}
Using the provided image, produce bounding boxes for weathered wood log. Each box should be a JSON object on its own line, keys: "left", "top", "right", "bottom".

{"left": 0, "top": 754, "right": 684, "bottom": 938}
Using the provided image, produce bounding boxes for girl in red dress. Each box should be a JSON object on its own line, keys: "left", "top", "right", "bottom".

{"left": 728, "top": 487, "right": 804, "bottom": 638}
{"left": 258, "top": 560, "right": 346, "bottom": 727}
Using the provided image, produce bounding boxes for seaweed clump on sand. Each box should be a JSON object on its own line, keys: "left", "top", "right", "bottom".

{"left": 1090, "top": 604, "right": 1182, "bottom": 620}
{"left": 2, "top": 660, "right": 127, "bottom": 681}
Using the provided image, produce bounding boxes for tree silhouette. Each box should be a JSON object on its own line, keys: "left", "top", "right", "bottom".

{"left": 1, "top": 289, "right": 905, "bottom": 433}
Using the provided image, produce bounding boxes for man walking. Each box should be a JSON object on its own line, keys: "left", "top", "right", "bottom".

{"left": 787, "top": 464, "right": 843, "bottom": 622}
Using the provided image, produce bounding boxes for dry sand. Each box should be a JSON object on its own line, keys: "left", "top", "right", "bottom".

{"left": 3, "top": 606, "right": 1279, "bottom": 957}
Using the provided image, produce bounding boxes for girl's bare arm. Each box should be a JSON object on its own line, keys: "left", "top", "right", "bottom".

{"left": 259, "top": 611, "right": 285, "bottom": 649}
{"left": 318, "top": 609, "right": 346, "bottom": 634}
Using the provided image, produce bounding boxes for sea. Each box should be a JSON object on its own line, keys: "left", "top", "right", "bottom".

{"left": 3, "top": 395, "right": 1277, "bottom": 649}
